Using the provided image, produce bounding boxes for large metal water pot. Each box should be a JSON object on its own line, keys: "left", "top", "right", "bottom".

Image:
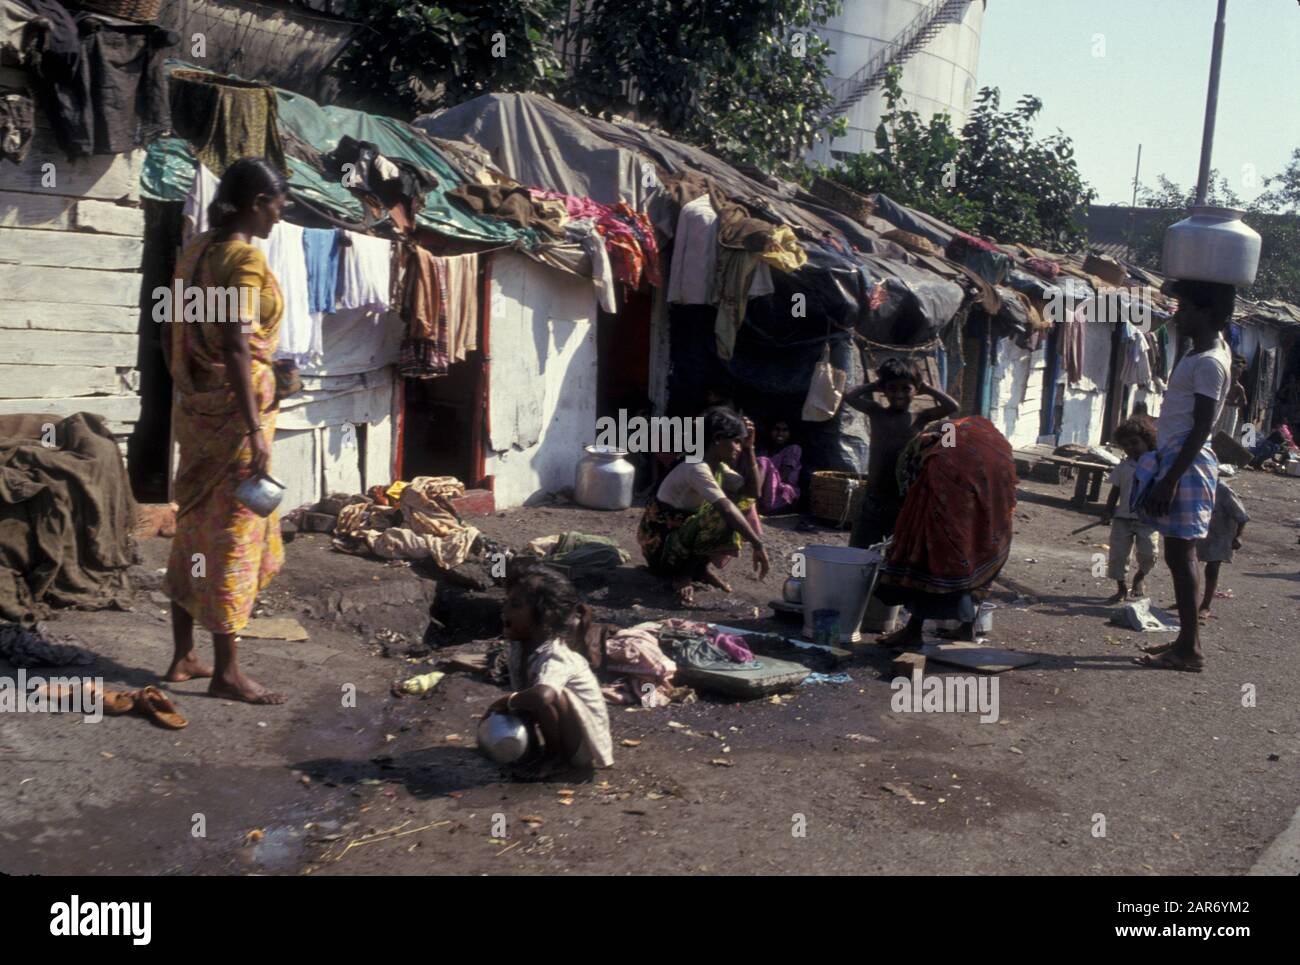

{"left": 1162, "top": 206, "right": 1261, "bottom": 286}
{"left": 574, "top": 445, "right": 635, "bottom": 510}
{"left": 801, "top": 544, "right": 882, "bottom": 645}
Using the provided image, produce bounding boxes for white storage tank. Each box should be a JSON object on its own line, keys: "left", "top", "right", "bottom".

{"left": 808, "top": 0, "right": 987, "bottom": 165}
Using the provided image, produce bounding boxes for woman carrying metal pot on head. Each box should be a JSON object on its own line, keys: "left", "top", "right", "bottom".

{"left": 160, "top": 157, "right": 292, "bottom": 704}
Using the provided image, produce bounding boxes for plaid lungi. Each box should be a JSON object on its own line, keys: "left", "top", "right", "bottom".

{"left": 1133, "top": 438, "right": 1218, "bottom": 540}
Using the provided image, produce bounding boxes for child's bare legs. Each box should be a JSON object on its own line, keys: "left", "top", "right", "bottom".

{"left": 1131, "top": 567, "right": 1150, "bottom": 599}
{"left": 508, "top": 685, "right": 584, "bottom": 779}
{"left": 1200, "top": 561, "right": 1221, "bottom": 615}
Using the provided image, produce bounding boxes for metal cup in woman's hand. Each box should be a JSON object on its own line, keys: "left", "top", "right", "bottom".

{"left": 234, "top": 473, "right": 286, "bottom": 517}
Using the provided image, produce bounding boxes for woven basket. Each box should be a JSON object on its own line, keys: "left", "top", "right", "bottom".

{"left": 73, "top": 0, "right": 165, "bottom": 23}
{"left": 809, "top": 176, "right": 876, "bottom": 226}
{"left": 809, "top": 471, "right": 869, "bottom": 528}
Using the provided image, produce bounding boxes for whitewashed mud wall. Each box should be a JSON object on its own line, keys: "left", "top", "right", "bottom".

{"left": 0, "top": 96, "right": 145, "bottom": 443}
{"left": 485, "top": 251, "right": 598, "bottom": 509}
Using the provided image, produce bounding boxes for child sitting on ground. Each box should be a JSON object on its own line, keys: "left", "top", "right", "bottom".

{"left": 1197, "top": 481, "right": 1249, "bottom": 618}
{"left": 1101, "top": 415, "right": 1160, "bottom": 602}
{"left": 842, "top": 357, "right": 959, "bottom": 550}
{"left": 756, "top": 419, "right": 802, "bottom": 515}
{"left": 484, "top": 566, "right": 613, "bottom": 779}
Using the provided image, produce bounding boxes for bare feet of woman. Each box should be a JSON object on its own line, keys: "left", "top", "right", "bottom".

{"left": 1131, "top": 578, "right": 1147, "bottom": 599}
{"left": 699, "top": 565, "right": 732, "bottom": 593}
{"left": 672, "top": 576, "right": 695, "bottom": 606}
{"left": 209, "top": 670, "right": 286, "bottom": 704}
{"left": 164, "top": 654, "right": 214, "bottom": 682}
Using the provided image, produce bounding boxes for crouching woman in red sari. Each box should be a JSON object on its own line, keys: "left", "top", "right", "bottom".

{"left": 874, "top": 415, "right": 1017, "bottom": 647}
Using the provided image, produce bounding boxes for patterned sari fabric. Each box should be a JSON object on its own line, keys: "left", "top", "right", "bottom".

{"left": 162, "top": 233, "right": 285, "bottom": 635}
{"left": 879, "top": 416, "right": 1016, "bottom": 596}
{"left": 637, "top": 474, "right": 756, "bottom": 577}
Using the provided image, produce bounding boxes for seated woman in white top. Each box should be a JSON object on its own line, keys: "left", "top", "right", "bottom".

{"left": 636, "top": 406, "right": 771, "bottom": 605}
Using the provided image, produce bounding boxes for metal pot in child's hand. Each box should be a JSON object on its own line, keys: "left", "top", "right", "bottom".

{"left": 234, "top": 472, "right": 286, "bottom": 517}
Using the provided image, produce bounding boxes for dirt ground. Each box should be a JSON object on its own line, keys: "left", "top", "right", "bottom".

{"left": 2, "top": 469, "right": 1298, "bottom": 876}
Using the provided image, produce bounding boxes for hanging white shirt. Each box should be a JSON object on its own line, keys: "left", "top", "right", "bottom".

{"left": 181, "top": 163, "right": 220, "bottom": 241}
{"left": 339, "top": 231, "right": 393, "bottom": 313}
{"left": 251, "top": 223, "right": 313, "bottom": 363}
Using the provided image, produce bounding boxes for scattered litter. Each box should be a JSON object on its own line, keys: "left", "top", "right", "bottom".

{"left": 1111, "top": 597, "right": 1180, "bottom": 632}
{"left": 620, "top": 739, "right": 642, "bottom": 747}
{"left": 1214, "top": 589, "right": 1233, "bottom": 599}
{"left": 845, "top": 733, "right": 878, "bottom": 743}
{"left": 243, "top": 829, "right": 265, "bottom": 846}
{"left": 800, "top": 672, "right": 852, "bottom": 686}
{"left": 709, "top": 758, "right": 733, "bottom": 767}
{"left": 882, "top": 783, "right": 925, "bottom": 805}
{"left": 242, "top": 617, "right": 309, "bottom": 641}
{"left": 1023, "top": 558, "right": 1038, "bottom": 564}
{"left": 397, "top": 671, "right": 445, "bottom": 696}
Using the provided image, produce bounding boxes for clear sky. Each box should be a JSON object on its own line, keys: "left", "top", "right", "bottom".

{"left": 975, "top": 0, "right": 1300, "bottom": 205}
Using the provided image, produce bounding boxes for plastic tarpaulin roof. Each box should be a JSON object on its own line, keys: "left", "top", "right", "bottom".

{"left": 417, "top": 92, "right": 892, "bottom": 252}
{"left": 141, "top": 65, "right": 536, "bottom": 246}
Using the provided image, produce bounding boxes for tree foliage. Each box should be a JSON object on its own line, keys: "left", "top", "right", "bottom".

{"left": 830, "top": 70, "right": 1096, "bottom": 249}
{"left": 564, "top": 0, "right": 846, "bottom": 176}
{"left": 335, "top": 1, "right": 846, "bottom": 173}
{"left": 1131, "top": 160, "right": 1300, "bottom": 304}
{"left": 337, "top": 0, "right": 567, "bottom": 118}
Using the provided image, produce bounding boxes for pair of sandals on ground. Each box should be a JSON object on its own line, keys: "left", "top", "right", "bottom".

{"left": 37, "top": 680, "right": 188, "bottom": 728}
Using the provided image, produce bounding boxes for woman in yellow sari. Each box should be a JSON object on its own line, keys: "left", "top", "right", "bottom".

{"left": 162, "top": 157, "right": 289, "bottom": 704}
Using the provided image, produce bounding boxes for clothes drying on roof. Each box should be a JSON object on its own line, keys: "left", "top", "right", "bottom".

{"left": 170, "top": 69, "right": 284, "bottom": 177}
{"left": 23, "top": 6, "right": 176, "bottom": 159}
{"left": 303, "top": 227, "right": 341, "bottom": 328}
{"left": 339, "top": 231, "right": 393, "bottom": 313}
{"left": 321, "top": 134, "right": 438, "bottom": 223}
{"left": 668, "top": 194, "right": 720, "bottom": 305}
{"left": 447, "top": 182, "right": 566, "bottom": 238}
{"left": 400, "top": 245, "right": 448, "bottom": 379}
{"left": 567, "top": 219, "right": 617, "bottom": 312}
{"left": 442, "top": 252, "right": 479, "bottom": 362}
{"left": 251, "top": 221, "right": 314, "bottom": 364}
{"left": 180, "top": 160, "right": 219, "bottom": 241}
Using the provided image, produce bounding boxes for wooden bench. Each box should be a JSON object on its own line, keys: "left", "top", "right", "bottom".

{"left": 1040, "top": 455, "right": 1112, "bottom": 506}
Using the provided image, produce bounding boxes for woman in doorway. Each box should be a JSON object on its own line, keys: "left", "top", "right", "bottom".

{"left": 637, "top": 406, "right": 771, "bottom": 605}
{"left": 161, "top": 157, "right": 290, "bottom": 704}
{"left": 874, "top": 415, "right": 1017, "bottom": 647}
{"left": 756, "top": 419, "right": 802, "bottom": 515}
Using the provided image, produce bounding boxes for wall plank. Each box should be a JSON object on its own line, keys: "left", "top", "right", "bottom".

{"left": 75, "top": 199, "right": 145, "bottom": 236}
{"left": 0, "top": 394, "right": 141, "bottom": 424}
{"left": 0, "top": 265, "right": 141, "bottom": 306}
{"left": 0, "top": 189, "right": 75, "bottom": 230}
{"left": 0, "top": 364, "right": 120, "bottom": 399}
{"left": 1, "top": 129, "right": 142, "bottom": 201}
{"left": 0, "top": 227, "right": 142, "bottom": 270}
{"left": 2, "top": 330, "right": 138, "bottom": 366}
{"left": 0, "top": 300, "right": 139, "bottom": 333}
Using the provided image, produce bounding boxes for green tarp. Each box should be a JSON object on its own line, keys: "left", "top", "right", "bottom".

{"left": 142, "top": 64, "right": 537, "bottom": 247}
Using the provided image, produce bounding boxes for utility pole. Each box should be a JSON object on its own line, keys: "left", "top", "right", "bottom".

{"left": 1127, "top": 143, "right": 1142, "bottom": 257}
{"left": 1195, "top": 0, "right": 1229, "bottom": 205}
